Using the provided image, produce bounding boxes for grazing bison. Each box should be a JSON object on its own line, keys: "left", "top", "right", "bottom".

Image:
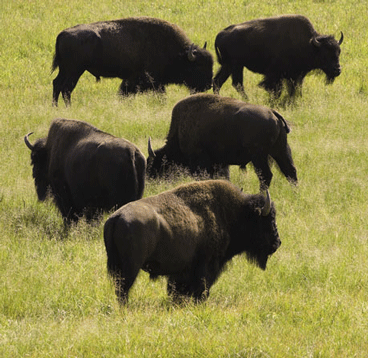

{"left": 52, "top": 17, "right": 213, "bottom": 106}
{"left": 147, "top": 94, "right": 297, "bottom": 190}
{"left": 213, "top": 14, "right": 343, "bottom": 99}
{"left": 104, "top": 179, "right": 281, "bottom": 303}
{"left": 24, "top": 118, "right": 146, "bottom": 224}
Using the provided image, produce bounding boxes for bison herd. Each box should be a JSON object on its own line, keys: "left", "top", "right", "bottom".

{"left": 25, "top": 15, "right": 343, "bottom": 304}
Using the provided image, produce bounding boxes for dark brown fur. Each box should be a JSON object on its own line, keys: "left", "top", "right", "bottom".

{"left": 213, "top": 14, "right": 343, "bottom": 99}
{"left": 52, "top": 17, "right": 213, "bottom": 106}
{"left": 25, "top": 118, "right": 146, "bottom": 224}
{"left": 147, "top": 94, "right": 297, "bottom": 190}
{"left": 104, "top": 180, "right": 281, "bottom": 304}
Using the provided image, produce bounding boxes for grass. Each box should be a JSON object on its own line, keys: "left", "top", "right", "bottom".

{"left": 1, "top": 0, "right": 368, "bottom": 356}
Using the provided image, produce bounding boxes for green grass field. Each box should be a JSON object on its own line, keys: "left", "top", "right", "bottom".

{"left": 1, "top": 0, "right": 367, "bottom": 356}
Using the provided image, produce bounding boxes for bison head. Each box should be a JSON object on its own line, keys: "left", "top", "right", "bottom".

{"left": 182, "top": 43, "right": 214, "bottom": 93}
{"left": 147, "top": 137, "right": 188, "bottom": 178}
{"left": 24, "top": 133, "right": 50, "bottom": 201}
{"left": 311, "top": 32, "right": 343, "bottom": 83}
{"left": 244, "top": 190, "right": 281, "bottom": 270}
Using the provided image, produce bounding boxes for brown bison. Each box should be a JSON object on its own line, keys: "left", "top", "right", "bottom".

{"left": 104, "top": 180, "right": 281, "bottom": 303}
{"left": 24, "top": 118, "right": 146, "bottom": 224}
{"left": 213, "top": 14, "right": 343, "bottom": 98}
{"left": 147, "top": 94, "right": 297, "bottom": 190}
{"left": 52, "top": 17, "right": 213, "bottom": 106}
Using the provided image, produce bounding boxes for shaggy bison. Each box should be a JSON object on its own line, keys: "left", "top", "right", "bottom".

{"left": 213, "top": 14, "right": 343, "bottom": 99}
{"left": 147, "top": 94, "right": 297, "bottom": 190}
{"left": 52, "top": 17, "right": 213, "bottom": 106}
{"left": 25, "top": 118, "right": 146, "bottom": 224}
{"left": 104, "top": 180, "right": 281, "bottom": 303}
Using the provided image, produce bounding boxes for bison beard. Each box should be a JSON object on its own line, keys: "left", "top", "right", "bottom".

{"left": 103, "top": 180, "right": 281, "bottom": 304}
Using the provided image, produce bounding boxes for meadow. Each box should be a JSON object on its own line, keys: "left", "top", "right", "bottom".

{"left": 1, "top": 0, "right": 368, "bottom": 356}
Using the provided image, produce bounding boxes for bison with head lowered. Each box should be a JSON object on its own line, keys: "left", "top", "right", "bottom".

{"left": 52, "top": 17, "right": 213, "bottom": 106}
{"left": 25, "top": 118, "right": 146, "bottom": 224}
{"left": 213, "top": 14, "right": 343, "bottom": 99}
{"left": 104, "top": 180, "right": 281, "bottom": 304}
{"left": 147, "top": 93, "right": 297, "bottom": 190}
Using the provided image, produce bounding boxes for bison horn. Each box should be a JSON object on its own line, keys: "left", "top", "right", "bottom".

{"left": 311, "top": 36, "right": 321, "bottom": 48}
{"left": 261, "top": 189, "right": 271, "bottom": 217}
{"left": 187, "top": 43, "right": 197, "bottom": 61}
{"left": 24, "top": 132, "right": 34, "bottom": 150}
{"left": 148, "top": 137, "right": 156, "bottom": 157}
{"left": 203, "top": 42, "right": 207, "bottom": 50}
{"left": 338, "top": 31, "right": 344, "bottom": 45}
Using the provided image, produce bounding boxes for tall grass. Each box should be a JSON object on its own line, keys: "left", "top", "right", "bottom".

{"left": 1, "top": 0, "right": 367, "bottom": 356}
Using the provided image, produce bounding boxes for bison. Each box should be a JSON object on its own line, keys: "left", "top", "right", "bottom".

{"left": 24, "top": 118, "right": 146, "bottom": 224}
{"left": 104, "top": 179, "right": 281, "bottom": 303}
{"left": 52, "top": 17, "right": 213, "bottom": 106}
{"left": 147, "top": 94, "right": 297, "bottom": 190}
{"left": 213, "top": 14, "right": 343, "bottom": 99}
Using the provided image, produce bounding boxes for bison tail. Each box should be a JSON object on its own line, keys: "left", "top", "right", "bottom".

{"left": 103, "top": 216, "right": 123, "bottom": 278}
{"left": 51, "top": 35, "right": 61, "bottom": 74}
{"left": 215, "top": 45, "right": 223, "bottom": 65}
{"left": 51, "top": 53, "right": 58, "bottom": 74}
{"left": 273, "top": 110, "right": 291, "bottom": 134}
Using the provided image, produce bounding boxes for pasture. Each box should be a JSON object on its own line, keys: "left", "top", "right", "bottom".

{"left": 1, "top": 0, "right": 367, "bottom": 356}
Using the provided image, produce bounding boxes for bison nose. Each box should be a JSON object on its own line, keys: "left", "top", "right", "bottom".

{"left": 334, "top": 66, "right": 342, "bottom": 76}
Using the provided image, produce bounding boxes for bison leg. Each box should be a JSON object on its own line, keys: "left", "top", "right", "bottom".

{"left": 167, "top": 277, "right": 209, "bottom": 303}
{"left": 213, "top": 64, "right": 232, "bottom": 94}
{"left": 259, "top": 76, "right": 283, "bottom": 98}
{"left": 286, "top": 76, "right": 304, "bottom": 98}
{"left": 105, "top": 248, "right": 140, "bottom": 304}
{"left": 231, "top": 65, "right": 247, "bottom": 98}
{"left": 53, "top": 68, "right": 84, "bottom": 106}
{"left": 61, "top": 71, "right": 84, "bottom": 106}
{"left": 213, "top": 164, "right": 230, "bottom": 180}
{"left": 167, "top": 277, "right": 192, "bottom": 302}
{"left": 251, "top": 155, "right": 273, "bottom": 190}
{"left": 52, "top": 71, "right": 68, "bottom": 106}
{"left": 271, "top": 143, "right": 298, "bottom": 186}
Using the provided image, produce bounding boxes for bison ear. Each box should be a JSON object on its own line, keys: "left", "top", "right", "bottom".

{"left": 261, "top": 190, "right": 271, "bottom": 217}
{"left": 148, "top": 137, "right": 156, "bottom": 158}
{"left": 187, "top": 43, "right": 197, "bottom": 61}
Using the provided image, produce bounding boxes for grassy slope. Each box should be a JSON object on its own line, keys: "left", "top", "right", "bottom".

{"left": 1, "top": 0, "right": 367, "bottom": 356}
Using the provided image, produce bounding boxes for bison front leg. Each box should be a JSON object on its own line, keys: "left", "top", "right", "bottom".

{"left": 167, "top": 277, "right": 193, "bottom": 303}
{"left": 259, "top": 76, "right": 283, "bottom": 99}
{"left": 286, "top": 76, "right": 304, "bottom": 99}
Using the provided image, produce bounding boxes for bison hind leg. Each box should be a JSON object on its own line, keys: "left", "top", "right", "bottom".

{"left": 251, "top": 155, "right": 273, "bottom": 190}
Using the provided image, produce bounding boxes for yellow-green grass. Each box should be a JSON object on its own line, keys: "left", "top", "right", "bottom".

{"left": 1, "top": 0, "right": 367, "bottom": 356}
